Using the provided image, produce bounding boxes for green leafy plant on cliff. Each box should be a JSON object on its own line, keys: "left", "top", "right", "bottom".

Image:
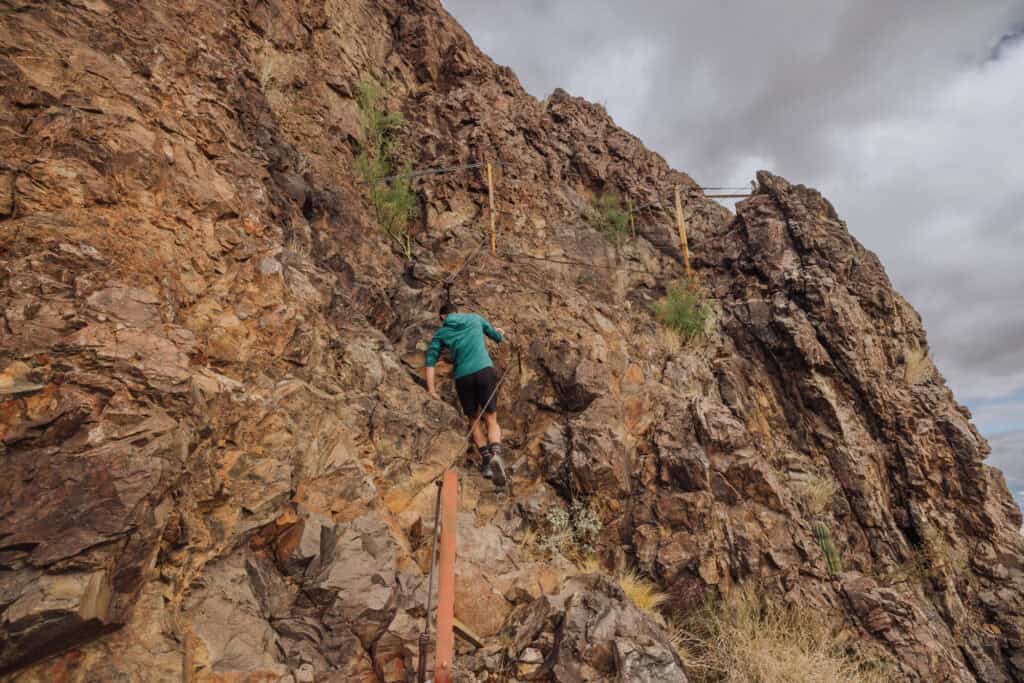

{"left": 591, "top": 192, "right": 630, "bottom": 244}
{"left": 652, "top": 279, "right": 710, "bottom": 340}
{"left": 673, "top": 585, "right": 892, "bottom": 683}
{"left": 354, "top": 78, "right": 417, "bottom": 259}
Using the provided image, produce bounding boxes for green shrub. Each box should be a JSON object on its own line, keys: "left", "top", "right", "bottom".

{"left": 591, "top": 192, "right": 630, "bottom": 243}
{"left": 652, "top": 280, "right": 710, "bottom": 339}
{"left": 354, "top": 78, "right": 416, "bottom": 259}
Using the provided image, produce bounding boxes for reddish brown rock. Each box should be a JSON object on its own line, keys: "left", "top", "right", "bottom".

{"left": 1, "top": 0, "right": 1022, "bottom": 681}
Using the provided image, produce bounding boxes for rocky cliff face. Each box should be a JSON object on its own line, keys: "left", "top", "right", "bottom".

{"left": 2, "top": 1, "right": 1023, "bottom": 681}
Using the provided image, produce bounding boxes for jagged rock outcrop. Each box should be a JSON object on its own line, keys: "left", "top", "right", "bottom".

{"left": 2, "top": 1, "right": 1023, "bottom": 681}
{"left": 472, "top": 574, "right": 687, "bottom": 682}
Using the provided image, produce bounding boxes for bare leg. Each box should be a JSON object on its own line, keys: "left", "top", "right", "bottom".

{"left": 482, "top": 411, "right": 507, "bottom": 485}
{"left": 484, "top": 412, "right": 501, "bottom": 445}
{"left": 471, "top": 411, "right": 488, "bottom": 449}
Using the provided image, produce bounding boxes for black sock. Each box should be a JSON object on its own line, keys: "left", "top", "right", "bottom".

{"left": 478, "top": 444, "right": 492, "bottom": 460}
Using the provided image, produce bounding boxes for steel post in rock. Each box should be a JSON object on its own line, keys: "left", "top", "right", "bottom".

{"left": 487, "top": 161, "right": 497, "bottom": 256}
{"left": 433, "top": 470, "right": 458, "bottom": 683}
{"left": 675, "top": 185, "right": 692, "bottom": 278}
{"left": 417, "top": 480, "right": 444, "bottom": 683}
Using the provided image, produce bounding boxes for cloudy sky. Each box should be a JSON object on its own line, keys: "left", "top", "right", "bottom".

{"left": 444, "top": 0, "right": 1024, "bottom": 451}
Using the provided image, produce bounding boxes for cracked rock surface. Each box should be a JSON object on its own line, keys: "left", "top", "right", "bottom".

{"left": 2, "top": 1, "right": 1023, "bottom": 681}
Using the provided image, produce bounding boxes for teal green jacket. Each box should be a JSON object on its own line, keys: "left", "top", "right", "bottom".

{"left": 425, "top": 313, "right": 503, "bottom": 379}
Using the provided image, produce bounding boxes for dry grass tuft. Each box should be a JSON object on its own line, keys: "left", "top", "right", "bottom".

{"left": 518, "top": 526, "right": 537, "bottom": 548}
{"left": 657, "top": 326, "right": 683, "bottom": 356}
{"left": 284, "top": 234, "right": 310, "bottom": 258}
{"left": 618, "top": 568, "right": 668, "bottom": 615}
{"left": 516, "top": 526, "right": 539, "bottom": 558}
{"left": 793, "top": 473, "right": 839, "bottom": 519}
{"left": 575, "top": 560, "right": 668, "bottom": 618}
{"left": 675, "top": 585, "right": 891, "bottom": 683}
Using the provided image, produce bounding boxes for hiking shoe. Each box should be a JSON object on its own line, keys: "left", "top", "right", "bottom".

{"left": 489, "top": 454, "right": 507, "bottom": 487}
{"left": 487, "top": 444, "right": 507, "bottom": 487}
{"left": 478, "top": 446, "right": 493, "bottom": 479}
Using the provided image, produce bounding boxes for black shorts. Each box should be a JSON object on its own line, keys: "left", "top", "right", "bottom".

{"left": 455, "top": 366, "right": 499, "bottom": 417}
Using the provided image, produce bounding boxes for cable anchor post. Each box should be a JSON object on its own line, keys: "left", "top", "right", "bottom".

{"left": 486, "top": 160, "right": 497, "bottom": 257}
{"left": 675, "top": 184, "right": 692, "bottom": 279}
{"left": 417, "top": 479, "right": 444, "bottom": 683}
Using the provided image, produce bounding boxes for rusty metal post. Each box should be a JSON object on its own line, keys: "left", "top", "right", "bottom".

{"left": 675, "top": 185, "right": 692, "bottom": 278}
{"left": 434, "top": 469, "right": 458, "bottom": 683}
{"left": 417, "top": 480, "right": 444, "bottom": 683}
{"left": 487, "top": 161, "right": 496, "bottom": 256}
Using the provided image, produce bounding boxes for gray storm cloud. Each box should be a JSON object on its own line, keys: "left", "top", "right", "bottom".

{"left": 443, "top": 0, "right": 1024, "bottom": 430}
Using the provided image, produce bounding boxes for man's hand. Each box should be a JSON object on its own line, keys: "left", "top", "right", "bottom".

{"left": 425, "top": 366, "right": 439, "bottom": 401}
{"left": 496, "top": 327, "right": 506, "bottom": 338}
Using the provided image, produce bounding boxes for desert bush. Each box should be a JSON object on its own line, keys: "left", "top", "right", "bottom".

{"left": 354, "top": 78, "right": 416, "bottom": 259}
{"left": 652, "top": 279, "right": 710, "bottom": 339}
{"left": 537, "top": 499, "right": 602, "bottom": 559}
{"left": 674, "top": 585, "right": 891, "bottom": 683}
{"left": 591, "top": 192, "right": 630, "bottom": 243}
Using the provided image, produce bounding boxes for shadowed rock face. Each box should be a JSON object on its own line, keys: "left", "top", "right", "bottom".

{"left": 2, "top": 1, "right": 1023, "bottom": 681}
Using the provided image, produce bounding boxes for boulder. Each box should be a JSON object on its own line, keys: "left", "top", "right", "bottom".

{"left": 508, "top": 574, "right": 688, "bottom": 683}
{"left": 303, "top": 514, "right": 403, "bottom": 650}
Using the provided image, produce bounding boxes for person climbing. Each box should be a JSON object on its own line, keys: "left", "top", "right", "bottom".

{"left": 425, "top": 303, "right": 508, "bottom": 486}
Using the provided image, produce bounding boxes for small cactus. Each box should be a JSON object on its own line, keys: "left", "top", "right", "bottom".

{"left": 813, "top": 522, "right": 843, "bottom": 576}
